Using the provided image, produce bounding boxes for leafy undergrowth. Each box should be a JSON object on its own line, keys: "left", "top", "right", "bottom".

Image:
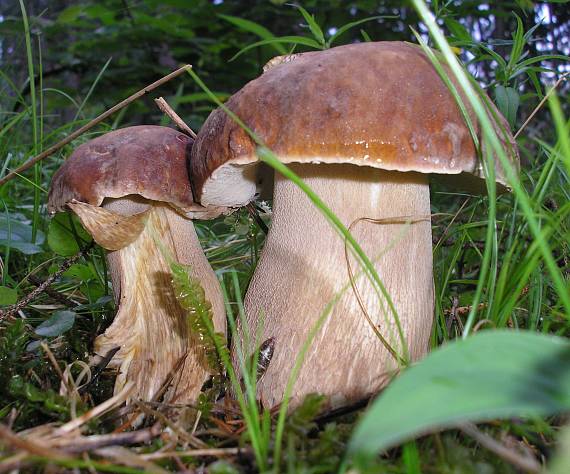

{"left": 1, "top": 0, "right": 570, "bottom": 473}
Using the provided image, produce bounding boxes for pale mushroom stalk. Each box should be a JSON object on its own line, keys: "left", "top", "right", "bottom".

{"left": 73, "top": 198, "right": 225, "bottom": 402}
{"left": 48, "top": 126, "right": 227, "bottom": 404}
{"left": 243, "top": 164, "right": 433, "bottom": 408}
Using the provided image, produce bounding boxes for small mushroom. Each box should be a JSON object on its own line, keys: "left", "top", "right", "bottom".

{"left": 48, "top": 125, "right": 226, "bottom": 403}
{"left": 190, "top": 42, "right": 519, "bottom": 409}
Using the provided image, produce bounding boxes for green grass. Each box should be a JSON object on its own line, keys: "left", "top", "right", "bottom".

{"left": 1, "top": 1, "right": 569, "bottom": 473}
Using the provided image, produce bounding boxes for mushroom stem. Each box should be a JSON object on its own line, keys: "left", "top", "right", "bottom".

{"left": 91, "top": 196, "right": 226, "bottom": 403}
{"left": 242, "top": 164, "right": 433, "bottom": 409}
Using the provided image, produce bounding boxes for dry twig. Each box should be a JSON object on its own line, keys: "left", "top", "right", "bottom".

{"left": 28, "top": 275, "right": 77, "bottom": 307}
{"left": 0, "top": 242, "right": 93, "bottom": 321}
{"left": 0, "top": 424, "right": 69, "bottom": 460}
{"left": 154, "top": 97, "right": 197, "bottom": 138}
{"left": 514, "top": 72, "right": 569, "bottom": 139}
{"left": 141, "top": 446, "right": 244, "bottom": 460}
{"left": 0, "top": 65, "right": 192, "bottom": 187}
{"left": 460, "top": 422, "right": 541, "bottom": 473}
{"left": 94, "top": 446, "right": 169, "bottom": 474}
{"left": 54, "top": 381, "right": 135, "bottom": 436}
{"left": 56, "top": 423, "right": 162, "bottom": 453}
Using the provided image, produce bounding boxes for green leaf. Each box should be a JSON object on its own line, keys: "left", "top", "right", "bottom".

{"left": 549, "top": 425, "right": 570, "bottom": 474}
{"left": 444, "top": 18, "right": 472, "bottom": 43}
{"left": 517, "top": 54, "right": 570, "bottom": 69}
{"left": 507, "top": 14, "right": 525, "bottom": 70}
{"left": 360, "top": 29, "right": 372, "bottom": 42}
{"left": 35, "top": 311, "right": 76, "bottom": 337}
{"left": 57, "top": 5, "right": 84, "bottom": 23}
{"left": 402, "top": 441, "right": 421, "bottom": 474}
{"left": 218, "top": 14, "right": 286, "bottom": 54}
{"left": 177, "top": 92, "right": 230, "bottom": 104}
{"left": 63, "top": 263, "right": 96, "bottom": 281}
{"left": 170, "top": 261, "right": 227, "bottom": 375}
{"left": 327, "top": 16, "right": 394, "bottom": 48}
{"left": 292, "top": 5, "right": 325, "bottom": 47}
{"left": 494, "top": 85, "right": 520, "bottom": 129}
{"left": 47, "top": 212, "right": 92, "bottom": 257}
{"left": 0, "top": 286, "right": 17, "bottom": 306}
{"left": 348, "top": 331, "right": 570, "bottom": 460}
{"left": 0, "top": 218, "right": 45, "bottom": 255}
{"left": 230, "top": 36, "right": 322, "bottom": 61}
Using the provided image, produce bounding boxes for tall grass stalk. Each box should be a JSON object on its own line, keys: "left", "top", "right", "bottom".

{"left": 411, "top": 0, "right": 570, "bottom": 323}
{"left": 18, "top": 0, "right": 41, "bottom": 244}
{"left": 411, "top": 28, "right": 499, "bottom": 337}
{"left": 73, "top": 58, "right": 113, "bottom": 122}
{"left": 219, "top": 273, "right": 270, "bottom": 471}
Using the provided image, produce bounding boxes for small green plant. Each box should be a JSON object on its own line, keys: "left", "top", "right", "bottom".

{"left": 225, "top": 4, "right": 396, "bottom": 61}
{"left": 1, "top": 1, "right": 569, "bottom": 472}
{"left": 170, "top": 260, "right": 227, "bottom": 376}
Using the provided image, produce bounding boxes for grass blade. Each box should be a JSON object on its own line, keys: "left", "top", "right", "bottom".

{"left": 218, "top": 14, "right": 287, "bottom": 54}
{"left": 411, "top": 0, "right": 570, "bottom": 319}
{"left": 292, "top": 5, "right": 325, "bottom": 47}
{"left": 229, "top": 36, "right": 323, "bottom": 61}
{"left": 327, "top": 16, "right": 396, "bottom": 47}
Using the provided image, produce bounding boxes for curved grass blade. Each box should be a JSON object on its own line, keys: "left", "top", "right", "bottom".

{"left": 327, "top": 16, "right": 397, "bottom": 48}
{"left": 291, "top": 4, "right": 325, "bottom": 47}
{"left": 186, "top": 68, "right": 410, "bottom": 365}
{"left": 229, "top": 36, "right": 322, "bottom": 62}
{"left": 411, "top": 0, "right": 570, "bottom": 319}
{"left": 218, "top": 14, "right": 286, "bottom": 54}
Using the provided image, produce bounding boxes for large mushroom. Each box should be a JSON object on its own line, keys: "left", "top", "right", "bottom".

{"left": 48, "top": 125, "right": 226, "bottom": 403}
{"left": 190, "top": 42, "right": 519, "bottom": 409}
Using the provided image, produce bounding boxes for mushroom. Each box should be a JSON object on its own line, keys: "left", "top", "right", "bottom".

{"left": 48, "top": 125, "right": 226, "bottom": 403}
{"left": 189, "top": 42, "right": 519, "bottom": 409}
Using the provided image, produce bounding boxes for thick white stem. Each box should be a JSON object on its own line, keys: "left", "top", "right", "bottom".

{"left": 243, "top": 164, "right": 433, "bottom": 409}
{"left": 94, "top": 197, "right": 226, "bottom": 403}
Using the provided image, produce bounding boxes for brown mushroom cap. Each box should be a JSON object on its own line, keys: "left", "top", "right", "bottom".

{"left": 190, "top": 41, "right": 519, "bottom": 207}
{"left": 48, "top": 125, "right": 224, "bottom": 219}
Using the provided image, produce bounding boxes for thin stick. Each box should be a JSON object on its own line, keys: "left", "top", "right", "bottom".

{"left": 54, "top": 381, "right": 135, "bottom": 436}
{"left": 246, "top": 202, "right": 269, "bottom": 235}
{"left": 56, "top": 423, "right": 162, "bottom": 453}
{"left": 459, "top": 422, "right": 541, "bottom": 473}
{"left": 0, "top": 65, "right": 192, "bottom": 187}
{"left": 0, "top": 242, "right": 93, "bottom": 321}
{"left": 0, "top": 452, "right": 29, "bottom": 474}
{"left": 93, "top": 446, "right": 169, "bottom": 474}
{"left": 0, "top": 424, "right": 70, "bottom": 460}
{"left": 141, "top": 447, "right": 244, "bottom": 460}
{"left": 40, "top": 341, "right": 76, "bottom": 400}
{"left": 133, "top": 401, "right": 206, "bottom": 449}
{"left": 27, "top": 275, "right": 76, "bottom": 307}
{"left": 514, "top": 72, "right": 569, "bottom": 139}
{"left": 154, "top": 97, "right": 197, "bottom": 138}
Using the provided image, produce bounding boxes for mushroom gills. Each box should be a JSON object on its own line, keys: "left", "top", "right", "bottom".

{"left": 242, "top": 163, "right": 434, "bottom": 409}
{"left": 93, "top": 195, "right": 226, "bottom": 403}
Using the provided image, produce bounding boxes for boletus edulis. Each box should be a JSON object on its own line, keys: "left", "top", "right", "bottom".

{"left": 48, "top": 125, "right": 226, "bottom": 404}
{"left": 189, "top": 41, "right": 519, "bottom": 410}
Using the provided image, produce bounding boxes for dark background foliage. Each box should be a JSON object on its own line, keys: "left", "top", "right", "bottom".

{"left": 0, "top": 1, "right": 569, "bottom": 471}
{"left": 1, "top": 0, "right": 568, "bottom": 132}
